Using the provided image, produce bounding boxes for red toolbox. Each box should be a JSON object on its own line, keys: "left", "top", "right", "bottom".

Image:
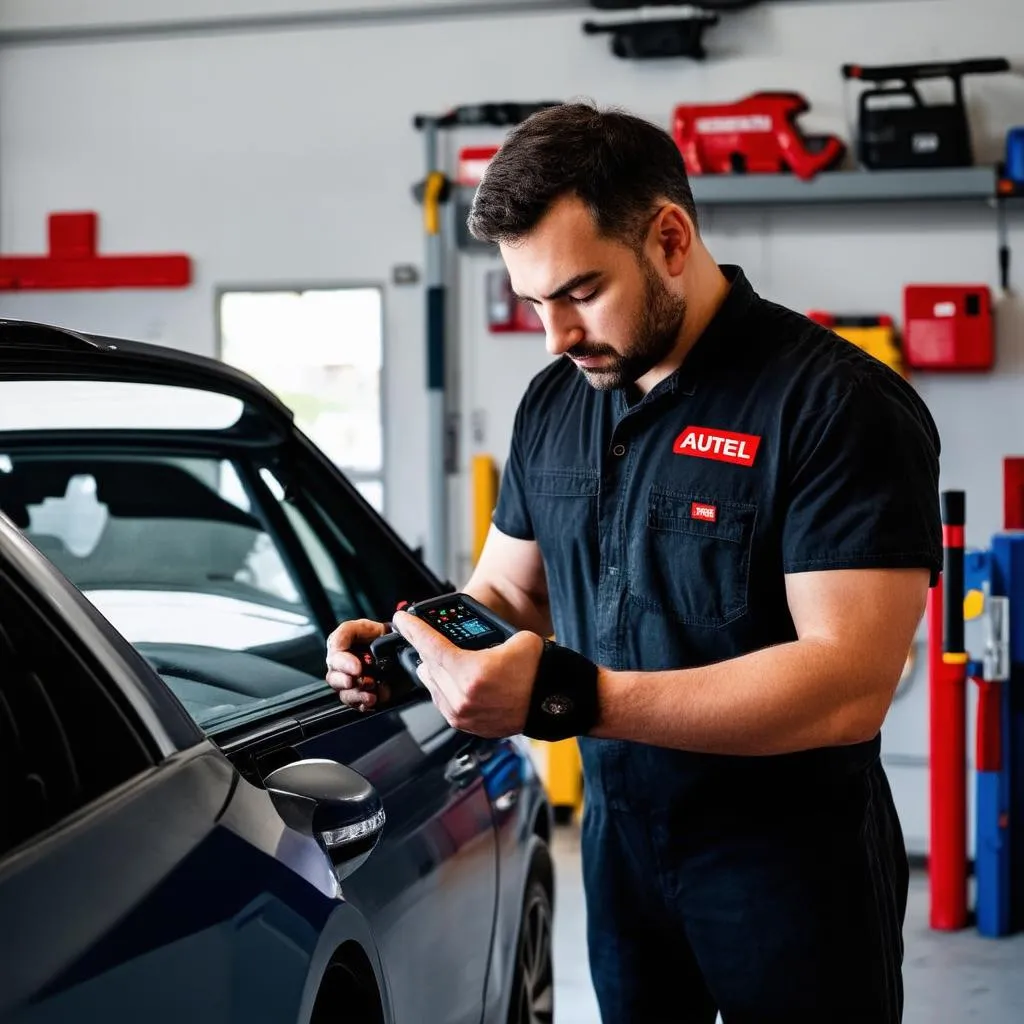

{"left": 902, "top": 284, "right": 994, "bottom": 371}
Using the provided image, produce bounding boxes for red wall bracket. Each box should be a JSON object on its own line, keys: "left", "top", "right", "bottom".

{"left": 0, "top": 212, "right": 191, "bottom": 291}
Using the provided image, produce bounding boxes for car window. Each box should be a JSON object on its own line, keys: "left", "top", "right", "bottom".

{"left": 0, "top": 453, "right": 368, "bottom": 734}
{"left": 257, "top": 465, "right": 371, "bottom": 621}
{"left": 0, "top": 571, "right": 153, "bottom": 860}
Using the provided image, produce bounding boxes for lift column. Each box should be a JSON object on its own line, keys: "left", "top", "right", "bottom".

{"left": 930, "top": 490, "right": 968, "bottom": 929}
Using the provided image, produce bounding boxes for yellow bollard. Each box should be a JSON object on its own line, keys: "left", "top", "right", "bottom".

{"left": 530, "top": 738, "right": 585, "bottom": 824}
{"left": 472, "top": 454, "right": 585, "bottom": 822}
{"left": 471, "top": 454, "right": 498, "bottom": 564}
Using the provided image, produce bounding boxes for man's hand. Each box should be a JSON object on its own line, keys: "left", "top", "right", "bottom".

{"left": 392, "top": 609, "right": 545, "bottom": 737}
{"left": 325, "top": 618, "right": 389, "bottom": 711}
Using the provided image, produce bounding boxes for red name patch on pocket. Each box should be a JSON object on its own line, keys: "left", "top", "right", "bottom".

{"left": 690, "top": 502, "right": 718, "bottom": 522}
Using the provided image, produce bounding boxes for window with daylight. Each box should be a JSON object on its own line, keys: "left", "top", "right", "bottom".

{"left": 218, "top": 287, "right": 385, "bottom": 512}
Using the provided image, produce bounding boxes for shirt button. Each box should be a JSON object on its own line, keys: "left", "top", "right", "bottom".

{"left": 612, "top": 444, "right": 626, "bottom": 457}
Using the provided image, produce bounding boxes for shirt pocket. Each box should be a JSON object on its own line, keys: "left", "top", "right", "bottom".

{"left": 526, "top": 467, "right": 599, "bottom": 569}
{"left": 628, "top": 486, "right": 756, "bottom": 628}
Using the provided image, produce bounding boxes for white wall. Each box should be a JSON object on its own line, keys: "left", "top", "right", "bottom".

{"left": 2, "top": 0, "right": 1022, "bottom": 851}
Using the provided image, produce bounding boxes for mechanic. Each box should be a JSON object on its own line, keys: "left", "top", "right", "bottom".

{"left": 326, "top": 102, "right": 942, "bottom": 1023}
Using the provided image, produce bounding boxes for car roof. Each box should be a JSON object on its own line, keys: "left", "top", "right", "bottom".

{"left": 0, "top": 319, "right": 295, "bottom": 428}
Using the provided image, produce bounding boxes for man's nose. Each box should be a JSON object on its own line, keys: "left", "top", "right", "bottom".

{"left": 544, "top": 308, "right": 585, "bottom": 357}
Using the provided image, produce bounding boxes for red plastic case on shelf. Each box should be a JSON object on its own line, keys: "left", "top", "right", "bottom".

{"left": 671, "top": 92, "right": 846, "bottom": 181}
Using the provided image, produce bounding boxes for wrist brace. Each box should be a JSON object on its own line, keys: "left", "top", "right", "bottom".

{"left": 522, "top": 640, "right": 600, "bottom": 742}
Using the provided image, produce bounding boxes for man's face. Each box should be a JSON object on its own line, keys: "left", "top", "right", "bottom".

{"left": 500, "top": 195, "right": 687, "bottom": 391}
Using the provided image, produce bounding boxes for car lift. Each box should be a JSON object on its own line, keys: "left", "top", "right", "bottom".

{"left": 411, "top": 102, "right": 558, "bottom": 578}
{"left": 930, "top": 458, "right": 1024, "bottom": 935}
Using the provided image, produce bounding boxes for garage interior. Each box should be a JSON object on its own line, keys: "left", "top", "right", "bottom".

{"left": 2, "top": 0, "right": 1023, "bottom": 1021}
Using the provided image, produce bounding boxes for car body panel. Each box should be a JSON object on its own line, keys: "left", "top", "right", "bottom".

{"left": 0, "top": 741, "right": 377, "bottom": 1024}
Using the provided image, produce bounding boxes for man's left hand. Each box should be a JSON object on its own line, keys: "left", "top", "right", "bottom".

{"left": 392, "top": 609, "right": 544, "bottom": 737}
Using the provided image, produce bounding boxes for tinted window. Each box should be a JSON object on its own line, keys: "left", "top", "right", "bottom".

{"left": 0, "top": 572, "right": 152, "bottom": 860}
{"left": 0, "top": 453, "right": 369, "bottom": 734}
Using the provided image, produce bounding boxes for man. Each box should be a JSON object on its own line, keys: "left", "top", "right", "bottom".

{"left": 326, "top": 102, "right": 941, "bottom": 1023}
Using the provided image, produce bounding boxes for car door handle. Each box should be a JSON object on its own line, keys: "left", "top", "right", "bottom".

{"left": 444, "top": 752, "right": 478, "bottom": 786}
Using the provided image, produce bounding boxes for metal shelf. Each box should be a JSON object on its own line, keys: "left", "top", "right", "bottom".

{"left": 454, "top": 166, "right": 1019, "bottom": 252}
{"left": 689, "top": 166, "right": 999, "bottom": 207}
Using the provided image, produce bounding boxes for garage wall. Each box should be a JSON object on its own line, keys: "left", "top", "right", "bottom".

{"left": 1, "top": 0, "right": 1022, "bottom": 852}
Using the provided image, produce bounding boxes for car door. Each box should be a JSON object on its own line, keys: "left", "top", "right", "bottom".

{"left": 212, "top": 448, "right": 500, "bottom": 1024}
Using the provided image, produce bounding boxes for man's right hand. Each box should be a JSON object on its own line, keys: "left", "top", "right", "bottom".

{"left": 326, "top": 618, "right": 389, "bottom": 710}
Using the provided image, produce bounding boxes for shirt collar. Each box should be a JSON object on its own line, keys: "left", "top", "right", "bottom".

{"left": 614, "top": 264, "right": 754, "bottom": 417}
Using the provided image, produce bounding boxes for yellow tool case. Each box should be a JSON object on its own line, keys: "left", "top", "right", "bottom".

{"left": 806, "top": 311, "right": 906, "bottom": 378}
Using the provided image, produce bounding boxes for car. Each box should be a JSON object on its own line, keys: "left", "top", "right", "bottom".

{"left": 0, "top": 319, "right": 554, "bottom": 1024}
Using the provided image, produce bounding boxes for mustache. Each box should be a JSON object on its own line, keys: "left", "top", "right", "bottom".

{"left": 567, "top": 342, "right": 617, "bottom": 360}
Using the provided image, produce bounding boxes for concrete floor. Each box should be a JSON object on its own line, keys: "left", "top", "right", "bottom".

{"left": 550, "top": 824, "right": 1024, "bottom": 1023}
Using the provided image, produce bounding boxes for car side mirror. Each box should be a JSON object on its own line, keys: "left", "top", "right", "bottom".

{"left": 264, "top": 758, "right": 385, "bottom": 882}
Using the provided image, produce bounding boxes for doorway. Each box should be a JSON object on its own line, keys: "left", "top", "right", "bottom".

{"left": 218, "top": 286, "right": 385, "bottom": 512}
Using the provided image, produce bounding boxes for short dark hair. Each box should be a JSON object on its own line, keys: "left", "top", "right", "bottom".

{"left": 467, "top": 101, "right": 699, "bottom": 248}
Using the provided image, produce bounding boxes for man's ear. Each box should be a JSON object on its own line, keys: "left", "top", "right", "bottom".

{"left": 648, "top": 204, "right": 693, "bottom": 277}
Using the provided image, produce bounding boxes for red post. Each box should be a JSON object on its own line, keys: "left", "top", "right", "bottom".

{"left": 928, "top": 581, "right": 969, "bottom": 929}
{"left": 1004, "top": 457, "right": 1024, "bottom": 530}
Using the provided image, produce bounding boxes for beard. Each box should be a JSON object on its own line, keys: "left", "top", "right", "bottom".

{"left": 568, "top": 259, "right": 686, "bottom": 391}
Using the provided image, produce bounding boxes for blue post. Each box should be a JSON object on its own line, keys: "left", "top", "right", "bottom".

{"left": 974, "top": 534, "right": 1024, "bottom": 936}
{"left": 994, "top": 535, "right": 1024, "bottom": 933}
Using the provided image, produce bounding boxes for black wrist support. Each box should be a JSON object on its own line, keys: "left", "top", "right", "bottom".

{"left": 522, "top": 640, "right": 600, "bottom": 742}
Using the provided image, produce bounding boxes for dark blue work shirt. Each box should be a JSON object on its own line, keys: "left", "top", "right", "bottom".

{"left": 493, "top": 265, "right": 942, "bottom": 818}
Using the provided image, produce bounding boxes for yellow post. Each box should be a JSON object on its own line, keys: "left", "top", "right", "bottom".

{"left": 471, "top": 454, "right": 498, "bottom": 563}
{"left": 530, "top": 739, "right": 585, "bottom": 824}
{"left": 472, "top": 452, "right": 585, "bottom": 822}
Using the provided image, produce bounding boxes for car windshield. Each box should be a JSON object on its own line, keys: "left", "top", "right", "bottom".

{"left": 0, "top": 450, "right": 366, "bottom": 732}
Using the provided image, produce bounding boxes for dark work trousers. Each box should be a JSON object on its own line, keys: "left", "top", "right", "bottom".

{"left": 578, "top": 739, "right": 909, "bottom": 1023}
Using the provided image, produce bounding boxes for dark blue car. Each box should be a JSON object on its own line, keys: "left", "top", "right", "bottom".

{"left": 0, "top": 320, "right": 554, "bottom": 1024}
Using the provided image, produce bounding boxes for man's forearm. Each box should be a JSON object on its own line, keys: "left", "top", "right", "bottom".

{"left": 463, "top": 578, "right": 554, "bottom": 637}
{"left": 591, "top": 638, "right": 898, "bottom": 756}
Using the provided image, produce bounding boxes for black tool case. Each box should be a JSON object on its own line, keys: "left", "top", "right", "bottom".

{"left": 841, "top": 58, "right": 1010, "bottom": 170}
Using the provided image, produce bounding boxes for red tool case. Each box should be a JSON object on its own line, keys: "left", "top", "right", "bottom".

{"left": 672, "top": 92, "right": 846, "bottom": 180}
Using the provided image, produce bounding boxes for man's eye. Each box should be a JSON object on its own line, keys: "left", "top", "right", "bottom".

{"left": 571, "top": 291, "right": 598, "bottom": 305}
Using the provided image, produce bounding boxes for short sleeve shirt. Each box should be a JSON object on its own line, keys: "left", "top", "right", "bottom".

{"left": 493, "top": 265, "right": 942, "bottom": 804}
